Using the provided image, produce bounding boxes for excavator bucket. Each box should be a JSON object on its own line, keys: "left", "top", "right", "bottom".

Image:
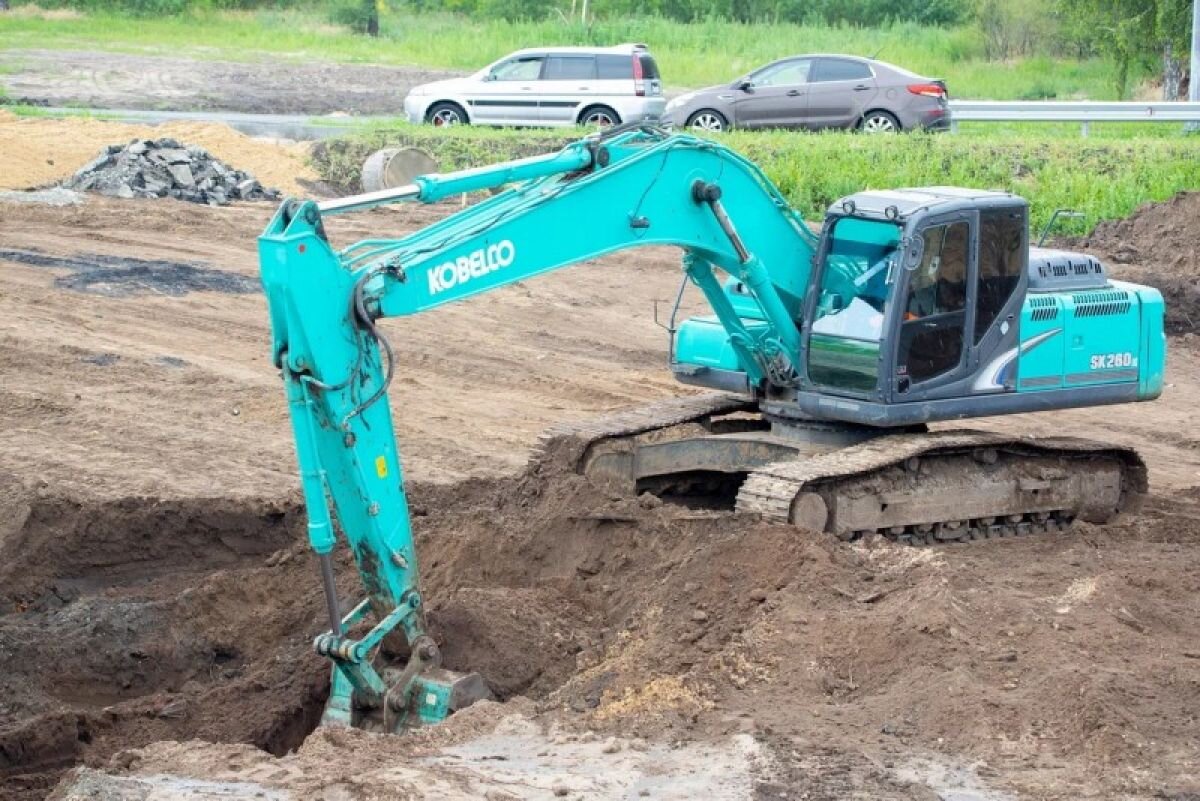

{"left": 408, "top": 669, "right": 492, "bottom": 727}
{"left": 320, "top": 636, "right": 492, "bottom": 732}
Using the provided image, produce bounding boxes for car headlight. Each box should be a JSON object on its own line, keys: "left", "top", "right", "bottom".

{"left": 665, "top": 92, "right": 696, "bottom": 111}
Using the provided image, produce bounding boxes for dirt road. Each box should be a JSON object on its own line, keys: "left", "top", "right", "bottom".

{"left": 0, "top": 49, "right": 459, "bottom": 115}
{"left": 1, "top": 189, "right": 1198, "bottom": 800}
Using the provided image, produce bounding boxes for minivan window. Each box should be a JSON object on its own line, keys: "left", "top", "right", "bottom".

{"left": 491, "top": 57, "right": 544, "bottom": 82}
{"left": 752, "top": 59, "right": 812, "bottom": 87}
{"left": 597, "top": 54, "right": 632, "bottom": 79}
{"left": 813, "top": 59, "right": 873, "bottom": 83}
{"left": 545, "top": 56, "right": 596, "bottom": 81}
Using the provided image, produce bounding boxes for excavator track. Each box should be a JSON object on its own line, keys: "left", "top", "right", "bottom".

{"left": 527, "top": 392, "right": 757, "bottom": 476}
{"left": 528, "top": 394, "right": 1147, "bottom": 547}
{"left": 737, "top": 429, "right": 1147, "bottom": 544}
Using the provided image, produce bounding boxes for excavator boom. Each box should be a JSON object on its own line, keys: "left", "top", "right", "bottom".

{"left": 259, "top": 127, "right": 819, "bottom": 729}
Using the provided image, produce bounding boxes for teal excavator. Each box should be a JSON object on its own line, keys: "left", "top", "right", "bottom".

{"left": 258, "top": 125, "right": 1164, "bottom": 732}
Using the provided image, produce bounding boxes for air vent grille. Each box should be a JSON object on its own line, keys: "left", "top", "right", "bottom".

{"left": 1029, "top": 296, "right": 1059, "bottom": 322}
{"left": 1072, "top": 289, "right": 1131, "bottom": 318}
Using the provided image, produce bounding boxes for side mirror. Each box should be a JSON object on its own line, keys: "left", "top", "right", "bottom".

{"left": 483, "top": 73, "right": 496, "bottom": 82}
{"left": 735, "top": 80, "right": 753, "bottom": 91}
{"left": 902, "top": 234, "right": 925, "bottom": 270}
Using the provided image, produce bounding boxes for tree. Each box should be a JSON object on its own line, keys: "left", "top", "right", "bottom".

{"left": 1058, "top": 0, "right": 1192, "bottom": 98}
{"left": 1155, "top": 0, "right": 1191, "bottom": 98}
{"left": 978, "top": 0, "right": 1060, "bottom": 60}
{"left": 365, "top": 0, "right": 379, "bottom": 36}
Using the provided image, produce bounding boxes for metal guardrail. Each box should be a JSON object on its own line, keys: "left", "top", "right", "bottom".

{"left": 948, "top": 100, "right": 1200, "bottom": 135}
{"left": 34, "top": 101, "right": 1200, "bottom": 139}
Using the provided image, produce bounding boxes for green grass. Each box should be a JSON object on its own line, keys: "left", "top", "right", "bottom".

{"left": 952, "top": 121, "right": 1200, "bottom": 139}
{"left": 1, "top": 104, "right": 122, "bottom": 118}
{"left": 0, "top": 6, "right": 1147, "bottom": 100}
{"left": 310, "top": 124, "right": 1200, "bottom": 233}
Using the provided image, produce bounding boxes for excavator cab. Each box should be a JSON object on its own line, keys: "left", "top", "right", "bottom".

{"left": 804, "top": 189, "right": 1026, "bottom": 407}
{"left": 679, "top": 186, "right": 1163, "bottom": 425}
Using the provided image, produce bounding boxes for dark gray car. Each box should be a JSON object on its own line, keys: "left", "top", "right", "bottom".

{"left": 662, "top": 55, "right": 949, "bottom": 133}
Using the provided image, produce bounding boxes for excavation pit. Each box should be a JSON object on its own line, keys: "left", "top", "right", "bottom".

{"left": 6, "top": 441, "right": 1200, "bottom": 798}
{"left": 0, "top": 471, "right": 802, "bottom": 797}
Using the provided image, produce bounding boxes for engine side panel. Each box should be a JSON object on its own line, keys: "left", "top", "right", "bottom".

{"left": 1016, "top": 279, "right": 1165, "bottom": 399}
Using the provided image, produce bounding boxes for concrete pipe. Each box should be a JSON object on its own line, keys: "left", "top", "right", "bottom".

{"left": 361, "top": 147, "right": 439, "bottom": 193}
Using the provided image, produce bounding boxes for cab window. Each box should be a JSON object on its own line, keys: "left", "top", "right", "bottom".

{"left": 597, "top": 54, "right": 633, "bottom": 79}
{"left": 808, "top": 217, "right": 902, "bottom": 394}
{"left": 490, "top": 56, "right": 544, "bottom": 81}
{"left": 975, "top": 209, "right": 1024, "bottom": 342}
{"left": 811, "top": 217, "right": 902, "bottom": 342}
{"left": 897, "top": 221, "right": 969, "bottom": 384}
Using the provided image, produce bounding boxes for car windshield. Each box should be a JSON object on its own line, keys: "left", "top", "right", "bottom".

{"left": 811, "top": 217, "right": 903, "bottom": 342}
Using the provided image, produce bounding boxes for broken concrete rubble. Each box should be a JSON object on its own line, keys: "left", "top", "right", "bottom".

{"left": 63, "top": 137, "right": 281, "bottom": 205}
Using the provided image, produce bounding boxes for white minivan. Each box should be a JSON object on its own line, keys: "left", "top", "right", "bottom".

{"left": 403, "top": 44, "right": 665, "bottom": 128}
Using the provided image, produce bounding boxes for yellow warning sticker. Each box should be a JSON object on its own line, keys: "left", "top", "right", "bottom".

{"left": 375, "top": 455, "right": 388, "bottom": 479}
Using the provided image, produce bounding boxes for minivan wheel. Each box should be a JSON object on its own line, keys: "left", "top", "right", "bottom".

{"left": 687, "top": 109, "right": 728, "bottom": 132}
{"left": 426, "top": 102, "right": 467, "bottom": 127}
{"left": 859, "top": 110, "right": 900, "bottom": 133}
{"left": 579, "top": 105, "right": 621, "bottom": 127}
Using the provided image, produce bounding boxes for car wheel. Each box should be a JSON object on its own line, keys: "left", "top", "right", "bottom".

{"left": 579, "top": 105, "right": 621, "bottom": 127}
{"left": 687, "top": 109, "right": 728, "bottom": 133}
{"left": 426, "top": 102, "right": 467, "bottom": 127}
{"left": 859, "top": 110, "right": 901, "bottom": 134}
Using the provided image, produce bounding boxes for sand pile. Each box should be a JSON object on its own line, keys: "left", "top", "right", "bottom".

{"left": 0, "top": 110, "right": 317, "bottom": 195}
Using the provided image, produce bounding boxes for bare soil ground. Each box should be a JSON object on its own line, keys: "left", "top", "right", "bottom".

{"left": 1, "top": 159, "right": 1198, "bottom": 798}
{"left": 0, "top": 49, "right": 459, "bottom": 115}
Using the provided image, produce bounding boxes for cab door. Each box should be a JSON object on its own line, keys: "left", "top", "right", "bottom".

{"left": 890, "top": 214, "right": 977, "bottom": 400}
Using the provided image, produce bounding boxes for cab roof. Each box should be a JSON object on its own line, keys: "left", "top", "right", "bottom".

{"left": 827, "top": 187, "right": 1026, "bottom": 220}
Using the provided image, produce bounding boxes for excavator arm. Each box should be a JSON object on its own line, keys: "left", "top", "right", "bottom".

{"left": 257, "top": 127, "right": 817, "bottom": 729}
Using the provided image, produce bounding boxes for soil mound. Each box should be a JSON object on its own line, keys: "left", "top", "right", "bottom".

{"left": 1083, "top": 192, "right": 1199, "bottom": 275}
{"left": 1073, "top": 192, "right": 1200, "bottom": 334}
